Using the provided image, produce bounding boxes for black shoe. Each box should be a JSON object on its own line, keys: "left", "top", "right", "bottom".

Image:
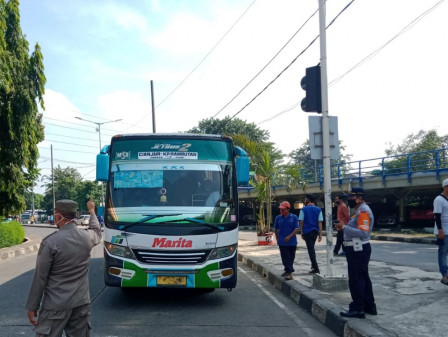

{"left": 340, "top": 310, "right": 365, "bottom": 319}
{"left": 309, "top": 269, "right": 320, "bottom": 274}
{"left": 364, "top": 304, "right": 377, "bottom": 315}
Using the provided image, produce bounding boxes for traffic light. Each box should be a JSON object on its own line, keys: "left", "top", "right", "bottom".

{"left": 300, "top": 65, "right": 322, "bottom": 113}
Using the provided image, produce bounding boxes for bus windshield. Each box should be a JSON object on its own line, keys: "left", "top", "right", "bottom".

{"left": 108, "top": 162, "right": 235, "bottom": 226}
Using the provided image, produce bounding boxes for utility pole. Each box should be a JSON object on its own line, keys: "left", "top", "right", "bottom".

{"left": 51, "top": 144, "right": 55, "bottom": 212}
{"left": 318, "top": 0, "right": 333, "bottom": 277}
{"left": 151, "top": 80, "right": 156, "bottom": 133}
{"left": 75, "top": 117, "right": 122, "bottom": 206}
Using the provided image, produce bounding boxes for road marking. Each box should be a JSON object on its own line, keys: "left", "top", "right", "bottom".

{"left": 238, "top": 266, "right": 315, "bottom": 336}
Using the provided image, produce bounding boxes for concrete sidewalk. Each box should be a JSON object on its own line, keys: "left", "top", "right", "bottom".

{"left": 238, "top": 231, "right": 446, "bottom": 337}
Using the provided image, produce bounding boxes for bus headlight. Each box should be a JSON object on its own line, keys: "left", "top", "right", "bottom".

{"left": 209, "top": 244, "right": 237, "bottom": 260}
{"left": 104, "top": 242, "right": 135, "bottom": 259}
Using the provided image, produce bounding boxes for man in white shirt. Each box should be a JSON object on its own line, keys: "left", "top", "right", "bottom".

{"left": 434, "top": 178, "right": 448, "bottom": 285}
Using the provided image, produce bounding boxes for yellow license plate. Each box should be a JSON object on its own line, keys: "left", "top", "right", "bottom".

{"left": 157, "top": 276, "right": 187, "bottom": 286}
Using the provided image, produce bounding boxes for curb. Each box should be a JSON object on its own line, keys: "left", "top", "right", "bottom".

{"left": 0, "top": 236, "right": 42, "bottom": 262}
{"left": 237, "top": 253, "right": 393, "bottom": 337}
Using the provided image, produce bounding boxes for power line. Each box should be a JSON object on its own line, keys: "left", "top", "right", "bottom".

{"left": 156, "top": 0, "right": 258, "bottom": 109}
{"left": 38, "top": 146, "right": 98, "bottom": 155}
{"left": 213, "top": 7, "right": 319, "bottom": 118}
{"left": 122, "top": 0, "right": 258, "bottom": 132}
{"left": 254, "top": 0, "right": 444, "bottom": 126}
{"left": 256, "top": 102, "right": 300, "bottom": 125}
{"left": 229, "top": 0, "right": 356, "bottom": 120}
{"left": 38, "top": 156, "right": 94, "bottom": 165}
{"left": 329, "top": 0, "right": 445, "bottom": 86}
{"left": 44, "top": 139, "right": 100, "bottom": 148}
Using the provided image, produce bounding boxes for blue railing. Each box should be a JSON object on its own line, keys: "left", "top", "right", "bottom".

{"left": 300, "top": 148, "right": 448, "bottom": 187}
{"left": 238, "top": 148, "right": 448, "bottom": 193}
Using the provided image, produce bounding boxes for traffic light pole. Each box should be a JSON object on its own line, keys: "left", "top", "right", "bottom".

{"left": 318, "top": 0, "right": 334, "bottom": 277}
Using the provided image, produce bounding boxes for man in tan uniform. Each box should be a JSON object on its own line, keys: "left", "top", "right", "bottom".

{"left": 26, "top": 198, "right": 102, "bottom": 336}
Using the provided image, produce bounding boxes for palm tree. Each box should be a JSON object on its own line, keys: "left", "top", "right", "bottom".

{"left": 232, "top": 135, "right": 276, "bottom": 234}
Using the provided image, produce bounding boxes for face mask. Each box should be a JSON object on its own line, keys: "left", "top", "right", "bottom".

{"left": 347, "top": 199, "right": 357, "bottom": 208}
{"left": 54, "top": 213, "right": 75, "bottom": 227}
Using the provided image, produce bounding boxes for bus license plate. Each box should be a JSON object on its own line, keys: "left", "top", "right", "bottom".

{"left": 157, "top": 276, "right": 187, "bottom": 286}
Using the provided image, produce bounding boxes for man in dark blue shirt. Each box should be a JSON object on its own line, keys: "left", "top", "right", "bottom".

{"left": 274, "top": 201, "right": 299, "bottom": 280}
{"left": 299, "top": 194, "right": 323, "bottom": 274}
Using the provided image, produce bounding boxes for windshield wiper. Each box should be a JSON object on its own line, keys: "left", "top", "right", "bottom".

{"left": 118, "top": 214, "right": 182, "bottom": 230}
{"left": 163, "top": 218, "right": 224, "bottom": 231}
{"left": 137, "top": 214, "right": 182, "bottom": 223}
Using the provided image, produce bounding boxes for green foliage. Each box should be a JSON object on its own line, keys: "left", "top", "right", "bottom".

{"left": 187, "top": 116, "right": 284, "bottom": 166}
{"left": 42, "top": 166, "right": 102, "bottom": 213}
{"left": 385, "top": 129, "right": 448, "bottom": 156}
{"left": 383, "top": 130, "right": 448, "bottom": 174}
{"left": 0, "top": 219, "right": 25, "bottom": 248}
{"left": 0, "top": 0, "right": 46, "bottom": 216}
{"left": 288, "top": 139, "right": 352, "bottom": 180}
{"left": 232, "top": 135, "right": 276, "bottom": 234}
{"left": 187, "top": 116, "right": 270, "bottom": 143}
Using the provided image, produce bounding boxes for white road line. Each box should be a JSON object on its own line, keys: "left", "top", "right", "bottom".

{"left": 238, "top": 266, "right": 315, "bottom": 336}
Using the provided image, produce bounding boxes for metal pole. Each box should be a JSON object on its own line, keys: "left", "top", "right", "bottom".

{"left": 98, "top": 124, "right": 105, "bottom": 207}
{"left": 151, "top": 80, "right": 156, "bottom": 133}
{"left": 98, "top": 124, "right": 101, "bottom": 150}
{"left": 319, "top": 0, "right": 333, "bottom": 277}
{"left": 51, "top": 144, "right": 55, "bottom": 212}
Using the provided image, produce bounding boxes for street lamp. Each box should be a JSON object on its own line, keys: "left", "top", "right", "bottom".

{"left": 75, "top": 117, "right": 122, "bottom": 206}
{"left": 75, "top": 117, "right": 122, "bottom": 151}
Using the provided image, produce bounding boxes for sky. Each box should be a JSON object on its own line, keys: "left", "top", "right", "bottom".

{"left": 16, "top": 0, "right": 448, "bottom": 194}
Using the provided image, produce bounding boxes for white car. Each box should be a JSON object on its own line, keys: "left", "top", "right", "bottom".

{"left": 75, "top": 215, "right": 90, "bottom": 225}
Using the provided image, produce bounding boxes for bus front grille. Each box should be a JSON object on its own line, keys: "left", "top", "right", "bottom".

{"left": 132, "top": 249, "right": 211, "bottom": 265}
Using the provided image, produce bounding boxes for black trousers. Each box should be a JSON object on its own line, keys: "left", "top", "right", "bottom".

{"left": 278, "top": 245, "right": 297, "bottom": 273}
{"left": 303, "top": 230, "right": 319, "bottom": 270}
{"left": 345, "top": 243, "right": 375, "bottom": 312}
{"left": 334, "top": 230, "right": 345, "bottom": 254}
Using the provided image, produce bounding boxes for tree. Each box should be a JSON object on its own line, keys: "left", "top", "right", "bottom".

{"left": 232, "top": 135, "right": 277, "bottom": 234}
{"left": 288, "top": 139, "right": 352, "bottom": 181}
{"left": 187, "top": 116, "right": 269, "bottom": 143}
{"left": 24, "top": 191, "right": 44, "bottom": 210}
{"left": 384, "top": 129, "right": 448, "bottom": 174}
{"left": 0, "top": 0, "right": 46, "bottom": 216}
{"left": 385, "top": 129, "right": 448, "bottom": 156}
{"left": 42, "top": 166, "right": 102, "bottom": 214}
{"left": 188, "top": 116, "right": 284, "bottom": 166}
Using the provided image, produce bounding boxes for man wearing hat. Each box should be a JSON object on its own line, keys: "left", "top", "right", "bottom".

{"left": 433, "top": 178, "right": 448, "bottom": 285}
{"left": 335, "top": 187, "right": 376, "bottom": 319}
{"left": 274, "top": 201, "right": 299, "bottom": 280}
{"left": 26, "top": 198, "right": 102, "bottom": 336}
{"left": 299, "top": 194, "right": 323, "bottom": 274}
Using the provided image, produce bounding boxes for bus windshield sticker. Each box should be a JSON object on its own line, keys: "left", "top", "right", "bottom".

{"left": 114, "top": 170, "right": 163, "bottom": 188}
{"left": 138, "top": 152, "right": 198, "bottom": 160}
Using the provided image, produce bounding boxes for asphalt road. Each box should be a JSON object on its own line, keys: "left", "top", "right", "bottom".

{"left": 0, "top": 227, "right": 337, "bottom": 337}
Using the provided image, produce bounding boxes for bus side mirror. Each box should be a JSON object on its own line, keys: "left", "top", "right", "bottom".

{"left": 96, "top": 153, "right": 109, "bottom": 181}
{"left": 236, "top": 156, "right": 249, "bottom": 186}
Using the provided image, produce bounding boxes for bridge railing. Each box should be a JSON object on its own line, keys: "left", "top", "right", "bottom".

{"left": 301, "top": 148, "right": 448, "bottom": 187}
{"left": 238, "top": 148, "right": 448, "bottom": 194}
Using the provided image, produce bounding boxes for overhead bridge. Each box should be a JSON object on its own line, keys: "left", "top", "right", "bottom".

{"left": 238, "top": 148, "right": 448, "bottom": 226}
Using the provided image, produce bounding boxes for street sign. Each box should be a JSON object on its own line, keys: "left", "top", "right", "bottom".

{"left": 308, "top": 116, "right": 339, "bottom": 160}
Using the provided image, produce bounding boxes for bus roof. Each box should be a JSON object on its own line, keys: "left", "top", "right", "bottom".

{"left": 110, "top": 133, "right": 233, "bottom": 143}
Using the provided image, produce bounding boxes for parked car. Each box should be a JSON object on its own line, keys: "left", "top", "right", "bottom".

{"left": 376, "top": 214, "right": 397, "bottom": 226}
{"left": 75, "top": 215, "right": 90, "bottom": 225}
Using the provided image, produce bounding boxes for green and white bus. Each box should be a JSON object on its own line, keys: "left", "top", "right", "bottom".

{"left": 96, "top": 134, "right": 249, "bottom": 290}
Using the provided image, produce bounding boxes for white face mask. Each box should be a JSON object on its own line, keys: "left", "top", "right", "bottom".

{"left": 54, "top": 213, "right": 75, "bottom": 227}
